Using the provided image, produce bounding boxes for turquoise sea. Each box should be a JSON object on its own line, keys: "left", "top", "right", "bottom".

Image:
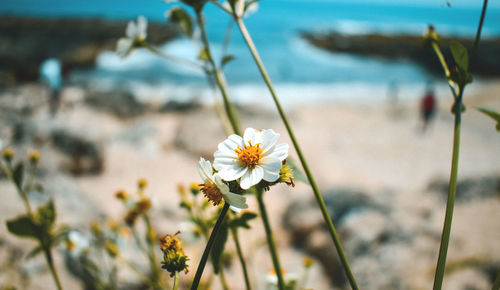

{"left": 2, "top": 0, "right": 499, "bottom": 102}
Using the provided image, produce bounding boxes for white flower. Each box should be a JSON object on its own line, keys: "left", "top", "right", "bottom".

{"left": 214, "top": 128, "right": 288, "bottom": 190}
{"left": 222, "top": 0, "right": 259, "bottom": 17}
{"left": 65, "top": 230, "right": 90, "bottom": 257}
{"left": 265, "top": 271, "right": 299, "bottom": 290}
{"left": 198, "top": 157, "right": 248, "bottom": 211}
{"left": 116, "top": 16, "right": 148, "bottom": 58}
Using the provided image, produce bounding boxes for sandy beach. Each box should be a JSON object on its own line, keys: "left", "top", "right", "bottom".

{"left": 0, "top": 78, "right": 498, "bottom": 289}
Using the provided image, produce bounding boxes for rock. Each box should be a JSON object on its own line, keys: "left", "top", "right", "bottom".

{"left": 283, "top": 188, "right": 413, "bottom": 289}
{"left": 427, "top": 175, "right": 500, "bottom": 203}
{"left": 50, "top": 129, "right": 104, "bottom": 175}
{"left": 0, "top": 17, "right": 178, "bottom": 84}
{"left": 301, "top": 32, "right": 500, "bottom": 77}
{"left": 85, "top": 90, "right": 148, "bottom": 119}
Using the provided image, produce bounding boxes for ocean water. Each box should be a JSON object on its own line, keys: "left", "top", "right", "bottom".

{"left": 2, "top": 0, "right": 499, "bottom": 103}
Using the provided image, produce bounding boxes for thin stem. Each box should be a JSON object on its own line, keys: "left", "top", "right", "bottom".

{"left": 432, "top": 91, "right": 463, "bottom": 290}
{"left": 44, "top": 248, "right": 63, "bottom": 290}
{"left": 143, "top": 42, "right": 203, "bottom": 69}
{"left": 471, "top": 0, "right": 488, "bottom": 61}
{"left": 218, "top": 264, "right": 230, "bottom": 290}
{"left": 196, "top": 10, "right": 242, "bottom": 136}
{"left": 234, "top": 17, "right": 359, "bottom": 290}
{"left": 144, "top": 215, "right": 162, "bottom": 289}
{"left": 431, "top": 41, "right": 459, "bottom": 98}
{"left": 173, "top": 271, "right": 180, "bottom": 290}
{"left": 191, "top": 203, "right": 230, "bottom": 290}
{"left": 433, "top": 1, "right": 488, "bottom": 288}
{"left": 256, "top": 189, "right": 285, "bottom": 290}
{"left": 231, "top": 227, "right": 252, "bottom": 290}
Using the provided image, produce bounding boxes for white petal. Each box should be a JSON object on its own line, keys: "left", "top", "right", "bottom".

{"left": 264, "top": 143, "right": 289, "bottom": 161}
{"left": 239, "top": 167, "right": 264, "bottom": 190}
{"left": 137, "top": 16, "right": 148, "bottom": 40}
{"left": 260, "top": 129, "right": 280, "bottom": 153}
{"left": 260, "top": 158, "right": 282, "bottom": 182}
{"left": 217, "top": 134, "right": 244, "bottom": 153}
{"left": 223, "top": 192, "right": 248, "bottom": 209}
{"left": 116, "top": 38, "right": 133, "bottom": 58}
{"left": 229, "top": 205, "right": 242, "bottom": 213}
{"left": 197, "top": 157, "right": 214, "bottom": 183}
{"left": 213, "top": 174, "right": 230, "bottom": 193}
{"left": 217, "top": 165, "right": 248, "bottom": 181}
{"left": 213, "top": 156, "right": 239, "bottom": 171}
{"left": 243, "top": 128, "right": 257, "bottom": 146}
{"left": 214, "top": 150, "right": 238, "bottom": 159}
{"left": 126, "top": 21, "right": 138, "bottom": 39}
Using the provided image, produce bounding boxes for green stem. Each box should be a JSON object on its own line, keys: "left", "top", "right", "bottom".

{"left": 144, "top": 216, "right": 162, "bottom": 289}
{"left": 195, "top": 10, "right": 242, "bottom": 136}
{"left": 231, "top": 227, "right": 252, "bottom": 290}
{"left": 256, "top": 189, "right": 285, "bottom": 290}
{"left": 431, "top": 41, "right": 459, "bottom": 98}
{"left": 173, "top": 271, "right": 180, "bottom": 290}
{"left": 44, "top": 247, "right": 63, "bottom": 290}
{"left": 234, "top": 17, "right": 359, "bottom": 290}
{"left": 191, "top": 203, "right": 230, "bottom": 290}
{"left": 143, "top": 42, "right": 203, "bottom": 69}
{"left": 432, "top": 92, "right": 463, "bottom": 290}
{"left": 218, "top": 264, "right": 230, "bottom": 290}
{"left": 433, "top": 2, "right": 488, "bottom": 288}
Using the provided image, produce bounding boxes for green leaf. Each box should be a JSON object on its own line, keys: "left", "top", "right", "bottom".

{"left": 492, "top": 267, "right": 500, "bottom": 290}
{"left": 13, "top": 162, "right": 24, "bottom": 190}
{"left": 229, "top": 212, "right": 257, "bottom": 230}
{"left": 6, "top": 215, "right": 38, "bottom": 239}
{"left": 221, "top": 55, "right": 235, "bottom": 67}
{"left": 210, "top": 221, "right": 228, "bottom": 274}
{"left": 26, "top": 245, "right": 43, "bottom": 260}
{"left": 199, "top": 48, "right": 210, "bottom": 62}
{"left": 449, "top": 40, "right": 469, "bottom": 72}
{"left": 477, "top": 106, "right": 500, "bottom": 131}
{"left": 287, "top": 157, "right": 309, "bottom": 185}
{"left": 38, "top": 199, "right": 56, "bottom": 230}
{"left": 168, "top": 7, "right": 193, "bottom": 37}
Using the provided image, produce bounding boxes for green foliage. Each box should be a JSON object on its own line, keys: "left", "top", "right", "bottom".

{"left": 221, "top": 55, "right": 235, "bottom": 68}
{"left": 448, "top": 41, "right": 473, "bottom": 87}
{"left": 228, "top": 211, "right": 257, "bottom": 230}
{"left": 6, "top": 215, "right": 38, "bottom": 239}
{"left": 199, "top": 48, "right": 210, "bottom": 62}
{"left": 168, "top": 7, "right": 193, "bottom": 37}
{"left": 493, "top": 267, "right": 500, "bottom": 290}
{"left": 450, "top": 40, "right": 469, "bottom": 71}
{"left": 210, "top": 220, "right": 228, "bottom": 274}
{"left": 12, "top": 162, "right": 24, "bottom": 190}
{"left": 477, "top": 106, "right": 500, "bottom": 131}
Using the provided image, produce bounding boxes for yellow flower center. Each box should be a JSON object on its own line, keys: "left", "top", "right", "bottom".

{"left": 200, "top": 182, "right": 223, "bottom": 206}
{"left": 235, "top": 141, "right": 262, "bottom": 168}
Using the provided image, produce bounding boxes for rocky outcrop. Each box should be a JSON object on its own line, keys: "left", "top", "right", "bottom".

{"left": 0, "top": 17, "right": 177, "bottom": 85}
{"left": 302, "top": 32, "right": 500, "bottom": 77}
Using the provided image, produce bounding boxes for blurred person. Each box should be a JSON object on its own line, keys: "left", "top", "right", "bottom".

{"left": 39, "top": 58, "right": 63, "bottom": 116}
{"left": 420, "top": 86, "right": 437, "bottom": 131}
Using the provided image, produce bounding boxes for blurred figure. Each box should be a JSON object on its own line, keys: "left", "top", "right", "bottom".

{"left": 420, "top": 86, "right": 437, "bottom": 131}
{"left": 39, "top": 58, "right": 63, "bottom": 116}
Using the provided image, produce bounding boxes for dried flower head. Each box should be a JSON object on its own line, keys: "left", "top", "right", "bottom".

{"left": 137, "top": 178, "right": 148, "bottom": 190}
{"left": 2, "top": 148, "right": 14, "bottom": 163}
{"left": 136, "top": 197, "right": 152, "bottom": 213}
{"left": 125, "top": 210, "right": 139, "bottom": 226}
{"left": 115, "top": 190, "right": 128, "bottom": 201}
{"left": 160, "top": 232, "right": 189, "bottom": 276}
{"left": 279, "top": 163, "right": 295, "bottom": 187}
{"left": 28, "top": 150, "right": 40, "bottom": 165}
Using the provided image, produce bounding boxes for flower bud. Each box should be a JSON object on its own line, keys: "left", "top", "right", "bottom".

{"left": 2, "top": 148, "right": 14, "bottom": 163}
{"left": 160, "top": 233, "right": 189, "bottom": 277}
{"left": 28, "top": 150, "right": 40, "bottom": 165}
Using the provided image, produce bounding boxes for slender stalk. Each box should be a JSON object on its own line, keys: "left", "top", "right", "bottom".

{"left": 44, "top": 248, "right": 63, "bottom": 290}
{"left": 144, "top": 216, "right": 162, "bottom": 289}
{"left": 432, "top": 91, "right": 463, "bottom": 290}
{"left": 431, "top": 42, "right": 459, "bottom": 98}
{"left": 173, "top": 271, "right": 180, "bottom": 290}
{"left": 143, "top": 42, "right": 203, "bottom": 69}
{"left": 191, "top": 203, "right": 230, "bottom": 290}
{"left": 256, "top": 189, "right": 285, "bottom": 290}
{"left": 234, "top": 17, "right": 359, "bottom": 290}
{"left": 195, "top": 10, "right": 242, "bottom": 136}
{"left": 433, "top": 1, "right": 488, "bottom": 288}
{"left": 231, "top": 227, "right": 252, "bottom": 290}
{"left": 218, "top": 264, "right": 230, "bottom": 290}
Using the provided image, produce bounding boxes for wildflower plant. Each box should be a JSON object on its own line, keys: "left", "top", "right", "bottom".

{"left": 1, "top": 149, "right": 67, "bottom": 290}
